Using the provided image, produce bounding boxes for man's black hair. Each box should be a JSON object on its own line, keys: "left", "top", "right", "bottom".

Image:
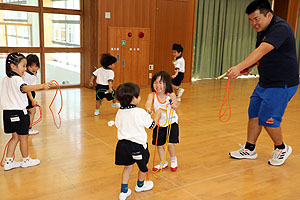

{"left": 172, "top": 43, "right": 183, "bottom": 53}
{"left": 246, "top": 0, "right": 273, "bottom": 16}
{"left": 151, "top": 71, "right": 173, "bottom": 94}
{"left": 100, "top": 53, "right": 117, "bottom": 68}
{"left": 26, "top": 54, "right": 40, "bottom": 68}
{"left": 116, "top": 82, "right": 140, "bottom": 107}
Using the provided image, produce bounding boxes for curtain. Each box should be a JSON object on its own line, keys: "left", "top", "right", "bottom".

{"left": 193, "top": 0, "right": 266, "bottom": 78}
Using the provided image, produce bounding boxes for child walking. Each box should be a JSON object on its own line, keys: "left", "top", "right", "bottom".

{"left": 0, "top": 52, "right": 51, "bottom": 171}
{"left": 145, "top": 71, "right": 179, "bottom": 172}
{"left": 89, "top": 53, "right": 120, "bottom": 116}
{"left": 171, "top": 43, "right": 185, "bottom": 102}
{"left": 23, "top": 54, "right": 40, "bottom": 135}
{"left": 115, "top": 82, "right": 161, "bottom": 200}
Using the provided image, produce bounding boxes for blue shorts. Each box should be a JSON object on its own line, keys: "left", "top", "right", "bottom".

{"left": 248, "top": 84, "right": 298, "bottom": 127}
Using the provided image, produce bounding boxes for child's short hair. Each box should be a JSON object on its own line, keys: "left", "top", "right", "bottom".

{"left": 26, "top": 54, "right": 40, "bottom": 68}
{"left": 116, "top": 82, "right": 140, "bottom": 107}
{"left": 172, "top": 43, "right": 183, "bottom": 53}
{"left": 6, "top": 52, "right": 25, "bottom": 77}
{"left": 151, "top": 71, "right": 173, "bottom": 94}
{"left": 100, "top": 53, "right": 117, "bottom": 68}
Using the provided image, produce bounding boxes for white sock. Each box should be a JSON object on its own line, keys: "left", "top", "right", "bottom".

{"left": 5, "top": 157, "right": 13, "bottom": 162}
{"left": 22, "top": 156, "right": 30, "bottom": 161}
{"left": 171, "top": 156, "right": 177, "bottom": 162}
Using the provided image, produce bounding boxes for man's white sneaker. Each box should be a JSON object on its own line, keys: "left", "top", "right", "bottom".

{"left": 229, "top": 144, "right": 258, "bottom": 159}
{"left": 268, "top": 145, "right": 292, "bottom": 166}
{"left": 112, "top": 103, "right": 121, "bottom": 108}
{"left": 135, "top": 181, "right": 154, "bottom": 192}
{"left": 177, "top": 88, "right": 185, "bottom": 97}
{"left": 4, "top": 158, "right": 21, "bottom": 171}
{"left": 21, "top": 157, "right": 40, "bottom": 168}
{"left": 94, "top": 111, "right": 100, "bottom": 116}
{"left": 153, "top": 161, "right": 168, "bottom": 171}
{"left": 119, "top": 189, "right": 131, "bottom": 200}
{"left": 29, "top": 129, "right": 39, "bottom": 135}
{"left": 171, "top": 159, "right": 178, "bottom": 171}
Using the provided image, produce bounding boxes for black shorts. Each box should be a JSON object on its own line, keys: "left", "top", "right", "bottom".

{"left": 172, "top": 72, "right": 184, "bottom": 86}
{"left": 115, "top": 140, "right": 150, "bottom": 173}
{"left": 152, "top": 123, "right": 179, "bottom": 146}
{"left": 26, "top": 91, "right": 36, "bottom": 109}
{"left": 3, "top": 110, "right": 30, "bottom": 135}
{"left": 96, "top": 84, "right": 115, "bottom": 101}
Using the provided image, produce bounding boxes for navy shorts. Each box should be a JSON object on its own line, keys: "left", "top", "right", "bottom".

{"left": 3, "top": 110, "right": 30, "bottom": 135}
{"left": 152, "top": 123, "right": 179, "bottom": 146}
{"left": 248, "top": 84, "right": 298, "bottom": 127}
{"left": 95, "top": 84, "right": 115, "bottom": 101}
{"left": 172, "top": 72, "right": 184, "bottom": 86}
{"left": 115, "top": 140, "right": 150, "bottom": 173}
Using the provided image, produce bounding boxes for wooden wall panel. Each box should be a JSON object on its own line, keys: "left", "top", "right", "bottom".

{"left": 274, "top": 0, "right": 300, "bottom": 34}
{"left": 154, "top": 0, "right": 196, "bottom": 83}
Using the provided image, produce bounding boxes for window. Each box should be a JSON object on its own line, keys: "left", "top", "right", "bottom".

{"left": 43, "top": 0, "right": 80, "bottom": 10}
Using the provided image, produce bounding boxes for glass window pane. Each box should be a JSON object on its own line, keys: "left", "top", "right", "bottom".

{"left": 45, "top": 53, "right": 80, "bottom": 85}
{"left": 0, "top": 10, "right": 40, "bottom": 47}
{"left": 44, "top": 13, "right": 80, "bottom": 48}
{"left": 43, "top": 0, "right": 80, "bottom": 10}
{"left": 1, "top": 0, "right": 38, "bottom": 6}
{"left": 0, "top": 53, "right": 41, "bottom": 83}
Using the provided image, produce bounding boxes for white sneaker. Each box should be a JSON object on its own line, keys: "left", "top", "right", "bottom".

{"left": 153, "top": 161, "right": 168, "bottom": 171}
{"left": 29, "top": 129, "right": 39, "bottom": 135}
{"left": 112, "top": 103, "right": 121, "bottom": 108}
{"left": 229, "top": 144, "right": 258, "bottom": 159}
{"left": 268, "top": 145, "right": 292, "bottom": 166}
{"left": 4, "top": 158, "right": 21, "bottom": 171}
{"left": 176, "top": 97, "right": 181, "bottom": 102}
{"left": 171, "top": 159, "right": 178, "bottom": 171}
{"left": 94, "top": 110, "right": 100, "bottom": 116}
{"left": 119, "top": 189, "right": 131, "bottom": 200}
{"left": 177, "top": 88, "right": 185, "bottom": 97}
{"left": 135, "top": 181, "right": 154, "bottom": 192}
{"left": 21, "top": 157, "right": 40, "bottom": 168}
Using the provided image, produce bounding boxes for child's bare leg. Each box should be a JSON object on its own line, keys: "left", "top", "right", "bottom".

{"left": 138, "top": 170, "right": 147, "bottom": 181}
{"left": 172, "top": 84, "right": 179, "bottom": 95}
{"left": 157, "top": 146, "right": 165, "bottom": 161}
{"left": 28, "top": 107, "right": 36, "bottom": 127}
{"left": 96, "top": 100, "right": 101, "bottom": 109}
{"left": 112, "top": 98, "right": 117, "bottom": 103}
{"left": 18, "top": 134, "right": 29, "bottom": 158}
{"left": 122, "top": 164, "right": 134, "bottom": 184}
{"left": 168, "top": 143, "right": 176, "bottom": 157}
{"left": 6, "top": 132, "right": 19, "bottom": 157}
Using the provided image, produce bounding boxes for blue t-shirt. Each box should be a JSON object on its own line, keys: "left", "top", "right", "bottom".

{"left": 256, "top": 15, "right": 299, "bottom": 88}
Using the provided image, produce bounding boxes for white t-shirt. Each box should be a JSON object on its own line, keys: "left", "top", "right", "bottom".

{"left": 152, "top": 92, "right": 178, "bottom": 127}
{"left": 23, "top": 71, "right": 38, "bottom": 85}
{"left": 93, "top": 67, "right": 114, "bottom": 85}
{"left": 173, "top": 57, "right": 185, "bottom": 73}
{"left": 0, "top": 75, "right": 28, "bottom": 110}
{"left": 115, "top": 106, "right": 155, "bottom": 147}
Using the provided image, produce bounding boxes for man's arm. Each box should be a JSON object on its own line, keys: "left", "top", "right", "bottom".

{"left": 227, "top": 42, "right": 274, "bottom": 79}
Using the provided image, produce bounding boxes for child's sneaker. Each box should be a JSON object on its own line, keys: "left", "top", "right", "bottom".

{"left": 21, "top": 157, "right": 40, "bottom": 168}
{"left": 171, "top": 159, "right": 178, "bottom": 171}
{"left": 268, "top": 145, "right": 292, "bottom": 166}
{"left": 3, "top": 158, "right": 21, "bottom": 171}
{"left": 94, "top": 110, "right": 100, "bottom": 116}
{"left": 119, "top": 189, "right": 131, "bottom": 200}
{"left": 29, "top": 128, "right": 39, "bottom": 135}
{"left": 153, "top": 161, "right": 168, "bottom": 171}
{"left": 176, "top": 97, "right": 181, "bottom": 102}
{"left": 177, "top": 88, "right": 185, "bottom": 97}
{"left": 135, "top": 181, "right": 154, "bottom": 192}
{"left": 112, "top": 103, "right": 121, "bottom": 108}
{"left": 229, "top": 144, "right": 258, "bottom": 159}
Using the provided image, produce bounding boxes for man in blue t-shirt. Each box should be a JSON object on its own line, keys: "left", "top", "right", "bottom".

{"left": 227, "top": 0, "right": 299, "bottom": 166}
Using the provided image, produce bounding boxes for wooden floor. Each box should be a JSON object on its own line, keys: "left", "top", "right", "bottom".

{"left": 1, "top": 78, "right": 300, "bottom": 200}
